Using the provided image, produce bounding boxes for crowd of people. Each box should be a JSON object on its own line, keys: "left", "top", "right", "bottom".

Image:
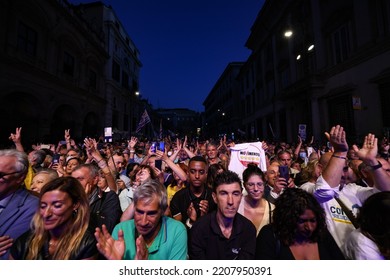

{"left": 0, "top": 125, "right": 389, "bottom": 260}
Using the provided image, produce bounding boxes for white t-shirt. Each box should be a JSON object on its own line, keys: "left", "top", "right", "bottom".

{"left": 343, "top": 228, "right": 384, "bottom": 260}
{"left": 228, "top": 142, "right": 266, "bottom": 179}
{"left": 304, "top": 175, "right": 379, "bottom": 253}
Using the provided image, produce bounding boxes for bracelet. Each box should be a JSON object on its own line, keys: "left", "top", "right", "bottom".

{"left": 185, "top": 218, "right": 193, "bottom": 229}
{"left": 332, "top": 154, "right": 347, "bottom": 160}
{"left": 370, "top": 161, "right": 382, "bottom": 171}
{"left": 97, "top": 160, "right": 107, "bottom": 169}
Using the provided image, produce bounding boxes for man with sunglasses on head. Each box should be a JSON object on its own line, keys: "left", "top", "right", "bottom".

{"left": 0, "top": 149, "right": 39, "bottom": 260}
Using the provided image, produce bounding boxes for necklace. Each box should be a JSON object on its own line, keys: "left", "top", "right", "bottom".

{"left": 49, "top": 240, "right": 58, "bottom": 247}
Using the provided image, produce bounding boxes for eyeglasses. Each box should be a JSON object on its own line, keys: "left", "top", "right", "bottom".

{"left": 0, "top": 170, "right": 22, "bottom": 179}
{"left": 246, "top": 182, "right": 264, "bottom": 188}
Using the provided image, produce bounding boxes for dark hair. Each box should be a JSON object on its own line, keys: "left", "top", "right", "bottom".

{"left": 212, "top": 170, "right": 242, "bottom": 193}
{"left": 189, "top": 155, "right": 208, "bottom": 165}
{"left": 126, "top": 162, "right": 140, "bottom": 177}
{"left": 242, "top": 164, "right": 265, "bottom": 184}
{"left": 130, "top": 164, "right": 157, "bottom": 182}
{"left": 358, "top": 191, "right": 390, "bottom": 259}
{"left": 272, "top": 188, "right": 326, "bottom": 246}
{"left": 207, "top": 163, "right": 226, "bottom": 188}
{"left": 277, "top": 150, "right": 292, "bottom": 159}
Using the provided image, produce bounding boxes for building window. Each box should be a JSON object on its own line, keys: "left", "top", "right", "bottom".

{"left": 112, "top": 60, "right": 120, "bottom": 82}
{"left": 122, "top": 71, "right": 129, "bottom": 89}
{"left": 17, "top": 21, "right": 37, "bottom": 56}
{"left": 331, "top": 24, "right": 351, "bottom": 64}
{"left": 89, "top": 70, "right": 97, "bottom": 89}
{"left": 280, "top": 68, "right": 290, "bottom": 89}
{"left": 63, "top": 51, "right": 75, "bottom": 76}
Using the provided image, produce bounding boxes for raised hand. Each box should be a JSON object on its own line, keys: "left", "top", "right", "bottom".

{"left": 198, "top": 200, "right": 209, "bottom": 216}
{"left": 64, "top": 129, "right": 71, "bottom": 142}
{"left": 135, "top": 235, "right": 149, "bottom": 260}
{"left": 324, "top": 125, "right": 348, "bottom": 153}
{"left": 9, "top": 127, "right": 22, "bottom": 144}
{"left": 94, "top": 225, "right": 125, "bottom": 260}
{"left": 352, "top": 133, "right": 378, "bottom": 164}
{"left": 128, "top": 137, "right": 138, "bottom": 150}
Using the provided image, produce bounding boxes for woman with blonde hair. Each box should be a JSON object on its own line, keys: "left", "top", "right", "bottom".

{"left": 10, "top": 177, "right": 98, "bottom": 259}
{"left": 299, "top": 159, "right": 321, "bottom": 190}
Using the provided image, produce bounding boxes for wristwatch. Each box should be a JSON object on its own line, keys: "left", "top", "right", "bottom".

{"left": 370, "top": 161, "right": 382, "bottom": 170}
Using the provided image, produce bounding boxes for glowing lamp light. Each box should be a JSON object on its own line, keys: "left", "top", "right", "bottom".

{"left": 284, "top": 30, "right": 293, "bottom": 38}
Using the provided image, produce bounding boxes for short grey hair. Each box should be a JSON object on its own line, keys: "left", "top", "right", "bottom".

{"left": 133, "top": 179, "right": 168, "bottom": 213}
{"left": 35, "top": 168, "right": 59, "bottom": 181}
{"left": 0, "top": 149, "right": 29, "bottom": 176}
{"left": 72, "top": 163, "right": 99, "bottom": 178}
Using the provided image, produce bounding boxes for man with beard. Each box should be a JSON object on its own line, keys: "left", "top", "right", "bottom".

{"left": 94, "top": 180, "right": 187, "bottom": 260}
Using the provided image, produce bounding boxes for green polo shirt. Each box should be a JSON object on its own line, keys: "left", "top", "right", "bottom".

{"left": 112, "top": 216, "right": 187, "bottom": 260}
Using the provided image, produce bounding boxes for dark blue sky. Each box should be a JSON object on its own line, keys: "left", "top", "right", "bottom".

{"left": 71, "top": 0, "right": 265, "bottom": 112}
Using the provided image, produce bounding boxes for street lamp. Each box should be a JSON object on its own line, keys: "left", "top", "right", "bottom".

{"left": 284, "top": 30, "right": 293, "bottom": 38}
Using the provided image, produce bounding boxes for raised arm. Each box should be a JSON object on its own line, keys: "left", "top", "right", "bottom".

{"left": 321, "top": 125, "right": 349, "bottom": 188}
{"left": 64, "top": 129, "right": 72, "bottom": 150}
{"left": 182, "top": 136, "right": 196, "bottom": 159}
{"left": 169, "top": 138, "right": 181, "bottom": 162}
{"left": 9, "top": 127, "right": 24, "bottom": 152}
{"left": 156, "top": 150, "right": 187, "bottom": 182}
{"left": 85, "top": 138, "right": 117, "bottom": 193}
{"left": 293, "top": 136, "right": 303, "bottom": 160}
{"left": 127, "top": 136, "right": 138, "bottom": 161}
{"left": 353, "top": 133, "right": 390, "bottom": 191}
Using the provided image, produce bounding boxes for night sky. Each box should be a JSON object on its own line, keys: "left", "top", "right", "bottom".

{"left": 70, "top": 0, "right": 265, "bottom": 112}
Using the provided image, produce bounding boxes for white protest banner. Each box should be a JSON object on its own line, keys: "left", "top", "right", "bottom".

{"left": 228, "top": 141, "right": 266, "bottom": 180}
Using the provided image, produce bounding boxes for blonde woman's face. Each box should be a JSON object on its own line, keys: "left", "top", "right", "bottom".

{"left": 31, "top": 173, "right": 52, "bottom": 193}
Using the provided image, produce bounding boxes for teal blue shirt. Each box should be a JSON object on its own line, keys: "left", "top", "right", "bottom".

{"left": 112, "top": 216, "right": 187, "bottom": 260}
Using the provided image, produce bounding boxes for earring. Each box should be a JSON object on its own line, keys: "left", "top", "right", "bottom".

{"left": 73, "top": 209, "right": 78, "bottom": 216}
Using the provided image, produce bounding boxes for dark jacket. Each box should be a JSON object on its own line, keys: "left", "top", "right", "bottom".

{"left": 0, "top": 187, "right": 39, "bottom": 260}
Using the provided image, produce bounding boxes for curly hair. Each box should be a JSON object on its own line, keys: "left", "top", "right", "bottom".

{"left": 272, "top": 188, "right": 326, "bottom": 246}
{"left": 358, "top": 191, "right": 390, "bottom": 259}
